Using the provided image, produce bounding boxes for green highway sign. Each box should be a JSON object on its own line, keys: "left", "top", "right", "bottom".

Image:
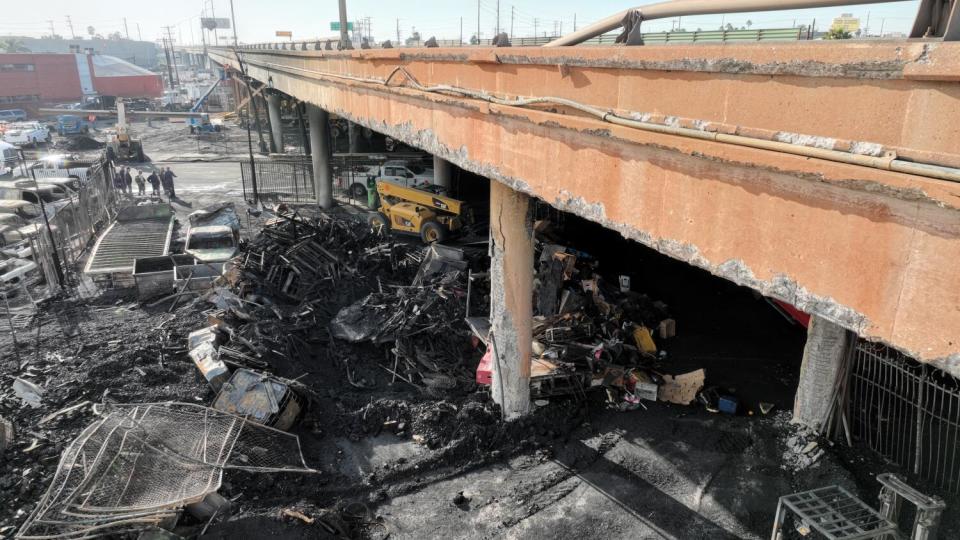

{"left": 330, "top": 22, "right": 355, "bottom": 31}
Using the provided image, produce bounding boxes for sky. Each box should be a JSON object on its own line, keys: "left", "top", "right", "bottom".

{"left": 1, "top": 1, "right": 921, "bottom": 45}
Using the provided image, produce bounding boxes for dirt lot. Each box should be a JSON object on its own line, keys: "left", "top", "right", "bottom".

{"left": 2, "top": 121, "right": 957, "bottom": 539}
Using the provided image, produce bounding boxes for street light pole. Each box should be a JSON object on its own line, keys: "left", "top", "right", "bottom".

{"left": 229, "top": 0, "right": 238, "bottom": 45}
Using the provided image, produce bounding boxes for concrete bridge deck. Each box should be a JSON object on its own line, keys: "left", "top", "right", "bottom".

{"left": 205, "top": 40, "right": 960, "bottom": 376}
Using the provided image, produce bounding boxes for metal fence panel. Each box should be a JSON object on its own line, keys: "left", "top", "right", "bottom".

{"left": 848, "top": 341, "right": 960, "bottom": 494}
{"left": 240, "top": 153, "right": 430, "bottom": 208}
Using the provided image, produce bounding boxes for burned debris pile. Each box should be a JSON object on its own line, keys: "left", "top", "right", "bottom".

{"left": 331, "top": 245, "right": 484, "bottom": 396}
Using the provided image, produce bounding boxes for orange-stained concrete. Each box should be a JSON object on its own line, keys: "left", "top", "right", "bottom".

{"left": 213, "top": 40, "right": 960, "bottom": 168}
{"left": 209, "top": 43, "right": 960, "bottom": 372}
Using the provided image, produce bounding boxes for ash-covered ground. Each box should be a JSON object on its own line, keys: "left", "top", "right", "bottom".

{"left": 3, "top": 120, "right": 957, "bottom": 540}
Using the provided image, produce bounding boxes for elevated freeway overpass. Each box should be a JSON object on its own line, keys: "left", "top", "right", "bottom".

{"left": 200, "top": 29, "right": 960, "bottom": 418}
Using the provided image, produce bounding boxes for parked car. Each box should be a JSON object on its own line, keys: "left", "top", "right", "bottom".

{"left": 0, "top": 183, "right": 69, "bottom": 204}
{"left": 3, "top": 122, "right": 50, "bottom": 147}
{"left": 0, "top": 110, "right": 28, "bottom": 122}
{"left": 14, "top": 177, "right": 81, "bottom": 195}
{"left": 0, "top": 200, "right": 42, "bottom": 221}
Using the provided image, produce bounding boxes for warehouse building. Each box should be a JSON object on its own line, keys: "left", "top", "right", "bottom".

{"left": 0, "top": 52, "right": 162, "bottom": 113}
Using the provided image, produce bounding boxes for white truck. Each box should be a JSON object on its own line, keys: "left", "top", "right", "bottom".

{"left": 3, "top": 122, "right": 50, "bottom": 147}
{"left": 341, "top": 160, "right": 435, "bottom": 198}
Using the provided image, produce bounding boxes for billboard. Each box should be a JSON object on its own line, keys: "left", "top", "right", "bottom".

{"left": 275, "top": 31, "right": 292, "bottom": 37}
{"left": 201, "top": 18, "right": 231, "bottom": 30}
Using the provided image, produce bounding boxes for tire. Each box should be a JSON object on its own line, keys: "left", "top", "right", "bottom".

{"left": 349, "top": 183, "right": 367, "bottom": 199}
{"left": 369, "top": 212, "right": 390, "bottom": 232}
{"left": 419, "top": 221, "right": 447, "bottom": 244}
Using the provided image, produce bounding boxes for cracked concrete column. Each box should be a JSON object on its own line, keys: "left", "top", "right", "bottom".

{"left": 433, "top": 156, "right": 452, "bottom": 191}
{"left": 793, "top": 316, "right": 852, "bottom": 430}
{"left": 308, "top": 104, "right": 333, "bottom": 209}
{"left": 489, "top": 181, "right": 533, "bottom": 419}
{"left": 266, "top": 92, "right": 284, "bottom": 154}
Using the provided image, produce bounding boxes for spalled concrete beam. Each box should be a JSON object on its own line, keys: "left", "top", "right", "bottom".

{"left": 209, "top": 45, "right": 960, "bottom": 374}
{"left": 489, "top": 182, "right": 533, "bottom": 419}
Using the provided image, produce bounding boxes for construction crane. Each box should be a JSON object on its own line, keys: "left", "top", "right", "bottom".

{"left": 187, "top": 77, "right": 225, "bottom": 134}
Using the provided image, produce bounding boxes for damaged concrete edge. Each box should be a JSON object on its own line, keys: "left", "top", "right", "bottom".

{"left": 229, "top": 53, "right": 960, "bottom": 210}
{"left": 220, "top": 41, "right": 958, "bottom": 82}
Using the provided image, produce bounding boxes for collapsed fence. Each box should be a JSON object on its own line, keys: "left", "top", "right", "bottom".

{"left": 46, "top": 159, "right": 119, "bottom": 267}
{"left": 846, "top": 340, "right": 960, "bottom": 495}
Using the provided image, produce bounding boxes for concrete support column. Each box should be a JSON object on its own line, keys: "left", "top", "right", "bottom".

{"left": 347, "top": 121, "right": 361, "bottom": 153}
{"left": 489, "top": 181, "right": 533, "bottom": 419}
{"left": 793, "top": 316, "right": 852, "bottom": 430}
{"left": 308, "top": 105, "right": 333, "bottom": 209}
{"left": 266, "top": 92, "right": 283, "bottom": 154}
{"left": 433, "top": 156, "right": 453, "bottom": 191}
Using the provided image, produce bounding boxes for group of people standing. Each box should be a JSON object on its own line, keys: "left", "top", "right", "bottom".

{"left": 113, "top": 166, "right": 177, "bottom": 199}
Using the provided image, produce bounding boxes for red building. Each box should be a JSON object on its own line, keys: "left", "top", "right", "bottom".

{"left": 0, "top": 53, "right": 162, "bottom": 112}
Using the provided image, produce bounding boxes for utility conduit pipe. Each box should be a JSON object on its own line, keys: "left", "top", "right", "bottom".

{"left": 545, "top": 0, "right": 906, "bottom": 47}
{"left": 252, "top": 59, "right": 960, "bottom": 184}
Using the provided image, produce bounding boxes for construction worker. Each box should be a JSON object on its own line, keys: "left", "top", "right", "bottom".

{"left": 114, "top": 167, "right": 127, "bottom": 193}
{"left": 135, "top": 171, "right": 146, "bottom": 196}
{"left": 161, "top": 167, "right": 177, "bottom": 199}
{"left": 124, "top": 167, "right": 133, "bottom": 194}
{"left": 147, "top": 170, "right": 161, "bottom": 197}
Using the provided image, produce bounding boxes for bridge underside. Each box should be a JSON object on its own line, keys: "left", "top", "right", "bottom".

{"left": 208, "top": 42, "right": 960, "bottom": 374}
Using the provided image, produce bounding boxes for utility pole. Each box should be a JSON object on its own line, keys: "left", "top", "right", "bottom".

{"left": 137, "top": 23, "right": 142, "bottom": 41}
{"left": 460, "top": 17, "right": 463, "bottom": 46}
{"left": 496, "top": 0, "right": 500, "bottom": 36}
{"left": 162, "top": 27, "right": 180, "bottom": 87}
{"left": 46, "top": 20, "right": 55, "bottom": 37}
{"left": 864, "top": 11, "right": 871, "bottom": 36}
{"left": 510, "top": 6, "right": 514, "bottom": 39}
{"left": 229, "top": 0, "right": 238, "bottom": 45}
{"left": 879, "top": 18, "right": 885, "bottom": 37}
{"left": 574, "top": 13, "right": 577, "bottom": 32}
{"left": 396, "top": 18, "right": 400, "bottom": 44}
{"left": 534, "top": 18, "right": 538, "bottom": 40}
{"left": 123, "top": 18, "right": 129, "bottom": 39}
{"left": 66, "top": 16, "right": 76, "bottom": 39}
{"left": 477, "top": 0, "right": 481, "bottom": 45}
{"left": 338, "top": 0, "right": 352, "bottom": 49}
{"left": 161, "top": 38, "right": 175, "bottom": 89}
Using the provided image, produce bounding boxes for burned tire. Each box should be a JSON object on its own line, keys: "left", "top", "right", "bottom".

{"left": 369, "top": 212, "right": 390, "bottom": 232}
{"left": 349, "top": 182, "right": 367, "bottom": 199}
{"left": 419, "top": 221, "right": 447, "bottom": 244}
